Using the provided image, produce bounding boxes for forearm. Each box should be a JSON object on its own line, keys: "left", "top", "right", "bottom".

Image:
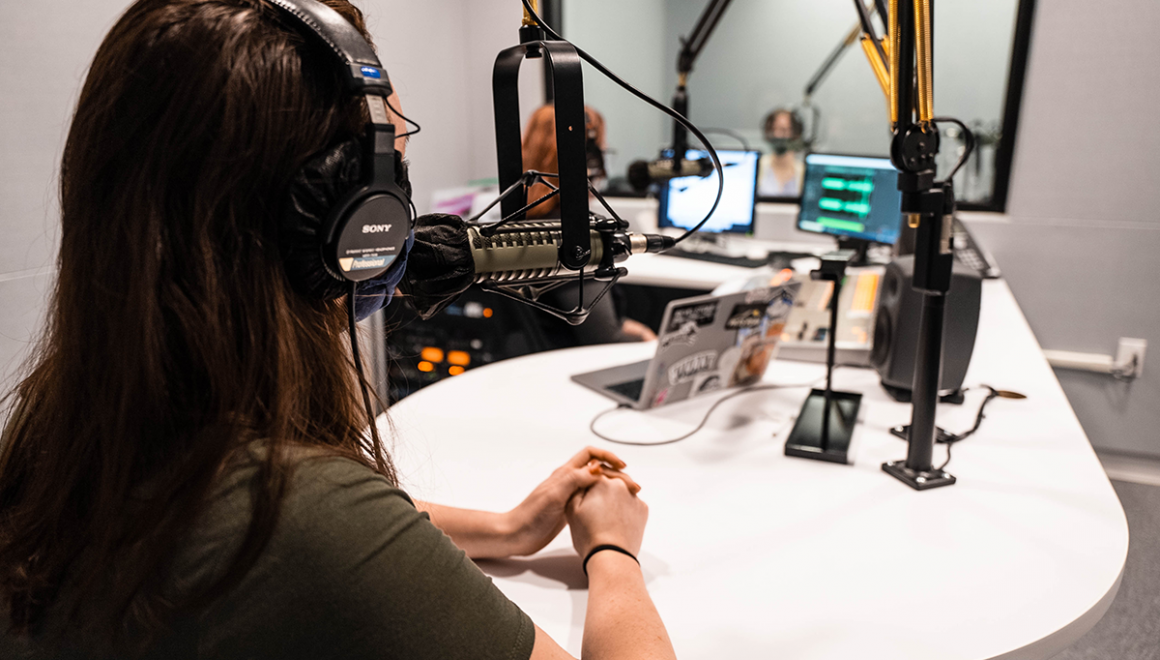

{"left": 581, "top": 552, "right": 676, "bottom": 660}
{"left": 414, "top": 501, "right": 513, "bottom": 559}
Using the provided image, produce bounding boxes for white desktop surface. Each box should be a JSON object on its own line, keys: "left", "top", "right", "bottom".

{"left": 621, "top": 246, "right": 827, "bottom": 290}
{"left": 618, "top": 252, "right": 756, "bottom": 289}
{"left": 383, "top": 280, "right": 1127, "bottom": 660}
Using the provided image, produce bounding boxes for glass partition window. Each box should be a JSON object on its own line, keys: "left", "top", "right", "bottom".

{"left": 563, "top": 0, "right": 1021, "bottom": 206}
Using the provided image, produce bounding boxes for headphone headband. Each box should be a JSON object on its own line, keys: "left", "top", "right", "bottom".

{"left": 272, "top": 0, "right": 415, "bottom": 293}
{"left": 268, "top": 0, "right": 393, "bottom": 96}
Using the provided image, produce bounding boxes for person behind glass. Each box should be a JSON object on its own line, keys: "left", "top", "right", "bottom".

{"left": 0, "top": 2, "right": 675, "bottom": 659}
{"left": 521, "top": 104, "right": 657, "bottom": 346}
{"left": 757, "top": 108, "right": 806, "bottom": 197}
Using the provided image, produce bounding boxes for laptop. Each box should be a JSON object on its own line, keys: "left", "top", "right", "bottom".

{"left": 572, "top": 283, "right": 800, "bottom": 410}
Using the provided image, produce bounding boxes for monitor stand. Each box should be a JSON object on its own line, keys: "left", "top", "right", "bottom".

{"left": 836, "top": 236, "right": 871, "bottom": 267}
{"left": 681, "top": 232, "right": 730, "bottom": 254}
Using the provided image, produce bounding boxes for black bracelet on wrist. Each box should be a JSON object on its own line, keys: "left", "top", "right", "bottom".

{"left": 582, "top": 544, "right": 639, "bottom": 576}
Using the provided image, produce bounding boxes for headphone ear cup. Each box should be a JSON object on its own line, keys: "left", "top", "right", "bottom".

{"left": 282, "top": 139, "right": 363, "bottom": 301}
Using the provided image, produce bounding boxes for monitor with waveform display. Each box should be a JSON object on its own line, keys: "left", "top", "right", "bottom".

{"left": 797, "top": 153, "right": 903, "bottom": 245}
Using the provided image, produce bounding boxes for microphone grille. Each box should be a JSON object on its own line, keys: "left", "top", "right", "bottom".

{"left": 627, "top": 160, "right": 652, "bottom": 192}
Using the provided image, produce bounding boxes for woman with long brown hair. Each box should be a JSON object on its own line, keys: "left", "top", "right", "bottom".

{"left": 522, "top": 104, "right": 607, "bottom": 219}
{"left": 521, "top": 104, "right": 656, "bottom": 347}
{"left": 0, "top": 1, "right": 675, "bottom": 658}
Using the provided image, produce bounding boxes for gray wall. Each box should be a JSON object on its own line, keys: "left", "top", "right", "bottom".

{"left": 0, "top": 0, "right": 535, "bottom": 405}
{"left": 563, "top": 0, "right": 669, "bottom": 179}
{"left": 0, "top": 1, "right": 111, "bottom": 399}
{"left": 966, "top": 0, "right": 1160, "bottom": 457}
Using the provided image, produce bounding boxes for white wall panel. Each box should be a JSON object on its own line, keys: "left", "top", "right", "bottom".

{"left": 970, "top": 0, "right": 1160, "bottom": 456}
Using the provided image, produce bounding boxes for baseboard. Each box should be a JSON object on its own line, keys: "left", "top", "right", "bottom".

{"left": 1096, "top": 450, "right": 1160, "bottom": 488}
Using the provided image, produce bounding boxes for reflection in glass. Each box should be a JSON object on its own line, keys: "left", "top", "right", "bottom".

{"left": 563, "top": 0, "right": 1020, "bottom": 205}
{"left": 758, "top": 108, "right": 806, "bottom": 197}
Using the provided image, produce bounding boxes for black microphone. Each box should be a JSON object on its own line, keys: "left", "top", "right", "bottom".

{"left": 627, "top": 156, "right": 714, "bottom": 191}
{"left": 468, "top": 221, "right": 672, "bottom": 282}
{"left": 400, "top": 214, "right": 674, "bottom": 320}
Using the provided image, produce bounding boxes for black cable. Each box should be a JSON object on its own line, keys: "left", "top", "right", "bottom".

{"left": 942, "top": 388, "right": 998, "bottom": 446}
{"left": 589, "top": 376, "right": 831, "bottom": 447}
{"left": 520, "top": 0, "right": 724, "bottom": 245}
{"left": 938, "top": 442, "right": 954, "bottom": 472}
{"left": 933, "top": 116, "right": 976, "bottom": 183}
{"left": 384, "top": 95, "right": 422, "bottom": 140}
{"left": 349, "top": 282, "right": 383, "bottom": 448}
{"left": 379, "top": 96, "right": 419, "bottom": 217}
{"left": 926, "top": 385, "right": 1023, "bottom": 470}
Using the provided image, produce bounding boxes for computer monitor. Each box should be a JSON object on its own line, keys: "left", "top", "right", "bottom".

{"left": 658, "top": 149, "right": 760, "bottom": 235}
{"left": 797, "top": 153, "right": 903, "bottom": 245}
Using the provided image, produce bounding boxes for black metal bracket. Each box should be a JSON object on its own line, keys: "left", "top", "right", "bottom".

{"left": 882, "top": 460, "right": 956, "bottom": 490}
{"left": 493, "top": 39, "right": 590, "bottom": 271}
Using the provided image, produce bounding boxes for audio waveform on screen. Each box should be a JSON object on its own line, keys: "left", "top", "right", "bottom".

{"left": 815, "top": 169, "right": 875, "bottom": 221}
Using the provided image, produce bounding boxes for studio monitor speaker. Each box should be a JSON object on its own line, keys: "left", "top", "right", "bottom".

{"left": 870, "top": 256, "right": 983, "bottom": 401}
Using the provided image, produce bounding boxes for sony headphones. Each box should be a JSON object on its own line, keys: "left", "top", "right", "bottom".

{"left": 270, "top": 0, "right": 415, "bottom": 303}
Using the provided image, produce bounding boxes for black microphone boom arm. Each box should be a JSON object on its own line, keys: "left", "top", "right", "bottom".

{"left": 803, "top": 22, "right": 863, "bottom": 101}
{"left": 804, "top": 0, "right": 883, "bottom": 102}
{"left": 677, "top": 0, "right": 735, "bottom": 77}
{"left": 670, "top": 0, "right": 735, "bottom": 165}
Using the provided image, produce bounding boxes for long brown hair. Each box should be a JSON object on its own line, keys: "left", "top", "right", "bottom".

{"left": 521, "top": 104, "right": 605, "bottom": 218}
{"left": 0, "top": 0, "right": 394, "bottom": 647}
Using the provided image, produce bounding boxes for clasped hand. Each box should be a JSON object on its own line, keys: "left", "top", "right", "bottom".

{"left": 504, "top": 446, "right": 640, "bottom": 557}
{"left": 417, "top": 446, "right": 642, "bottom": 560}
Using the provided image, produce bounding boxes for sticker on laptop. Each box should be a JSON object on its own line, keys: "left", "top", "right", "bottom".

{"left": 692, "top": 373, "right": 722, "bottom": 395}
{"left": 665, "top": 301, "right": 718, "bottom": 334}
{"left": 725, "top": 303, "right": 766, "bottom": 330}
{"left": 766, "top": 290, "right": 794, "bottom": 320}
{"left": 667, "top": 351, "right": 718, "bottom": 385}
{"left": 653, "top": 387, "right": 670, "bottom": 407}
{"left": 659, "top": 321, "right": 699, "bottom": 350}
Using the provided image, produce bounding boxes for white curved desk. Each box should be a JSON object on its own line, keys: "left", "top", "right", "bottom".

{"left": 383, "top": 280, "right": 1127, "bottom": 660}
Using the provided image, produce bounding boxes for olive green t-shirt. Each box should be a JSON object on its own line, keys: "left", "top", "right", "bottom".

{"left": 1, "top": 451, "right": 535, "bottom": 660}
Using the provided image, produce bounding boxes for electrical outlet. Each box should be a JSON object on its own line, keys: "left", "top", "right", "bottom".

{"left": 1115, "top": 338, "right": 1147, "bottom": 378}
